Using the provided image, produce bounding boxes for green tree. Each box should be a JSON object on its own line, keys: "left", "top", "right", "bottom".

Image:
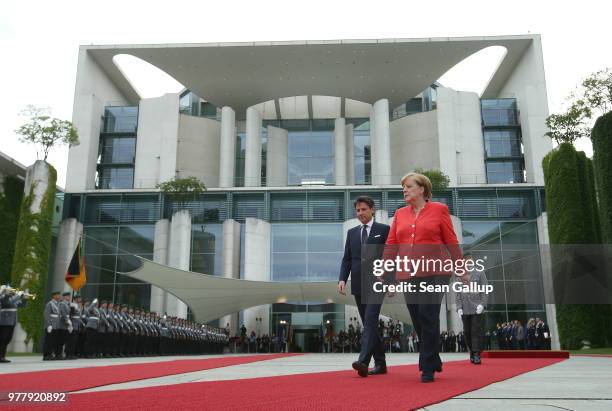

{"left": 544, "top": 103, "right": 591, "bottom": 145}
{"left": 15, "top": 106, "right": 79, "bottom": 161}
{"left": 579, "top": 68, "right": 612, "bottom": 117}
{"left": 413, "top": 168, "right": 450, "bottom": 192}
{"left": 157, "top": 176, "right": 207, "bottom": 210}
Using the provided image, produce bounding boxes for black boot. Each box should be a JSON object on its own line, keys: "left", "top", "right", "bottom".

{"left": 473, "top": 351, "right": 481, "bottom": 365}
{"left": 420, "top": 371, "right": 434, "bottom": 383}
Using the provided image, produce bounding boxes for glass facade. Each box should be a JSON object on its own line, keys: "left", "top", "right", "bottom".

{"left": 351, "top": 119, "right": 371, "bottom": 185}
{"left": 67, "top": 187, "right": 546, "bottom": 330}
{"left": 481, "top": 99, "right": 525, "bottom": 184}
{"left": 179, "top": 90, "right": 220, "bottom": 119}
{"left": 97, "top": 106, "right": 138, "bottom": 189}
{"left": 271, "top": 223, "right": 343, "bottom": 282}
{"left": 462, "top": 220, "right": 545, "bottom": 330}
{"left": 234, "top": 119, "right": 371, "bottom": 187}
{"left": 391, "top": 84, "right": 438, "bottom": 120}
{"left": 288, "top": 131, "right": 334, "bottom": 185}
{"left": 191, "top": 224, "right": 223, "bottom": 275}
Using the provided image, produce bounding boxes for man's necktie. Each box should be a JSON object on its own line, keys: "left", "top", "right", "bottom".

{"left": 361, "top": 224, "right": 368, "bottom": 244}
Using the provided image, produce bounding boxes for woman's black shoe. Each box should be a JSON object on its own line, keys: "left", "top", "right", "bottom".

{"left": 421, "top": 371, "right": 434, "bottom": 383}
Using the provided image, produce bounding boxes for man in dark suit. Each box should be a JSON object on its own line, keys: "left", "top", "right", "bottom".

{"left": 338, "top": 196, "right": 390, "bottom": 377}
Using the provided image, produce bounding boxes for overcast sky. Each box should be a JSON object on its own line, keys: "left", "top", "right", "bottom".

{"left": 1, "top": 0, "right": 610, "bottom": 188}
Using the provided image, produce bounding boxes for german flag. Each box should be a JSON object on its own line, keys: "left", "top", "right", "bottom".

{"left": 65, "top": 237, "right": 87, "bottom": 291}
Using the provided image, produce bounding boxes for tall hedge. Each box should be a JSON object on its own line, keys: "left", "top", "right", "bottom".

{"left": 10, "top": 163, "right": 57, "bottom": 351}
{"left": 0, "top": 176, "right": 24, "bottom": 285}
{"left": 592, "top": 112, "right": 612, "bottom": 243}
{"left": 543, "top": 143, "right": 604, "bottom": 349}
{"left": 591, "top": 111, "right": 612, "bottom": 347}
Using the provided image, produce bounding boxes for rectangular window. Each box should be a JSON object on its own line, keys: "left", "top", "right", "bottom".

{"left": 486, "top": 161, "right": 525, "bottom": 184}
{"left": 484, "top": 130, "right": 522, "bottom": 158}
{"left": 100, "top": 136, "right": 136, "bottom": 164}
{"left": 103, "top": 107, "right": 138, "bottom": 133}
{"left": 97, "top": 167, "right": 134, "bottom": 189}
{"left": 288, "top": 131, "right": 334, "bottom": 185}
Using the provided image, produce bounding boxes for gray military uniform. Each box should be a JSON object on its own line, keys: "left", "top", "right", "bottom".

{"left": 454, "top": 270, "right": 489, "bottom": 315}
{"left": 0, "top": 294, "right": 26, "bottom": 326}
{"left": 85, "top": 304, "right": 101, "bottom": 329}
{"left": 57, "top": 300, "right": 72, "bottom": 330}
{"left": 44, "top": 300, "right": 61, "bottom": 330}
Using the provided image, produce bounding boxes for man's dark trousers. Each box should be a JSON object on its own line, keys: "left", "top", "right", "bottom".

{"left": 355, "top": 296, "right": 385, "bottom": 366}
{"left": 461, "top": 314, "right": 484, "bottom": 353}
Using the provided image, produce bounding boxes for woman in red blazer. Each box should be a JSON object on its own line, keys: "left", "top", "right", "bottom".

{"left": 385, "top": 172, "right": 462, "bottom": 383}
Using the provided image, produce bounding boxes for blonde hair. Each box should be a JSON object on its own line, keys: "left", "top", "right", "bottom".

{"left": 400, "top": 172, "right": 432, "bottom": 200}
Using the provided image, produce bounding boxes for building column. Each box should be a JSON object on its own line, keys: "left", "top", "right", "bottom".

{"left": 51, "top": 219, "right": 84, "bottom": 295}
{"left": 220, "top": 219, "right": 241, "bottom": 335}
{"left": 66, "top": 95, "right": 104, "bottom": 191}
{"left": 334, "top": 118, "right": 347, "bottom": 185}
{"left": 345, "top": 123, "right": 355, "bottom": 185}
{"left": 266, "top": 125, "right": 288, "bottom": 187}
{"left": 370, "top": 99, "right": 392, "bottom": 185}
{"left": 244, "top": 107, "right": 262, "bottom": 187}
{"left": 9, "top": 160, "right": 54, "bottom": 353}
{"left": 166, "top": 210, "right": 191, "bottom": 318}
{"left": 537, "top": 212, "right": 560, "bottom": 350}
{"left": 150, "top": 219, "right": 170, "bottom": 314}
{"left": 243, "top": 218, "right": 270, "bottom": 336}
{"left": 219, "top": 106, "right": 236, "bottom": 188}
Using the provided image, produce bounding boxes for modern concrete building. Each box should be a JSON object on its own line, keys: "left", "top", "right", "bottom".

{"left": 56, "top": 35, "right": 558, "bottom": 350}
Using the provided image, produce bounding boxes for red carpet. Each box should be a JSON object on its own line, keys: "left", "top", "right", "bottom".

{"left": 482, "top": 350, "right": 569, "bottom": 358}
{"left": 14, "top": 357, "right": 566, "bottom": 411}
{"left": 0, "top": 353, "right": 300, "bottom": 393}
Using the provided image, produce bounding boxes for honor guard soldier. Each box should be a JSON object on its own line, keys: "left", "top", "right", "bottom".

{"left": 66, "top": 293, "right": 84, "bottom": 359}
{"left": 0, "top": 285, "right": 28, "bottom": 363}
{"left": 97, "top": 300, "right": 110, "bottom": 357}
{"left": 119, "top": 305, "right": 131, "bottom": 356}
{"left": 43, "top": 291, "right": 62, "bottom": 360}
{"left": 84, "top": 298, "right": 101, "bottom": 358}
{"left": 109, "top": 302, "right": 122, "bottom": 357}
{"left": 55, "top": 292, "right": 73, "bottom": 360}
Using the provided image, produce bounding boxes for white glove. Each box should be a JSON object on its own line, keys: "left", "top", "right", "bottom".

{"left": 476, "top": 304, "right": 484, "bottom": 314}
{"left": 47, "top": 325, "right": 52, "bottom": 333}
{"left": 68, "top": 325, "right": 73, "bottom": 333}
{"left": 457, "top": 309, "right": 464, "bottom": 316}
{"left": 92, "top": 298, "right": 98, "bottom": 306}
{"left": 17, "top": 290, "right": 24, "bottom": 297}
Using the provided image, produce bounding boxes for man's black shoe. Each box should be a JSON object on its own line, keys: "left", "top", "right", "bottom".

{"left": 43, "top": 356, "right": 53, "bottom": 361}
{"left": 368, "top": 365, "right": 387, "bottom": 375}
{"left": 473, "top": 352, "right": 481, "bottom": 365}
{"left": 470, "top": 352, "right": 475, "bottom": 363}
{"left": 352, "top": 361, "right": 368, "bottom": 377}
{"left": 0, "top": 358, "right": 10, "bottom": 363}
{"left": 421, "top": 371, "right": 434, "bottom": 383}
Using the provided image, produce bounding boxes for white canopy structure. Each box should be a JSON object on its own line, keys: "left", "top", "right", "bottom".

{"left": 121, "top": 256, "right": 413, "bottom": 324}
